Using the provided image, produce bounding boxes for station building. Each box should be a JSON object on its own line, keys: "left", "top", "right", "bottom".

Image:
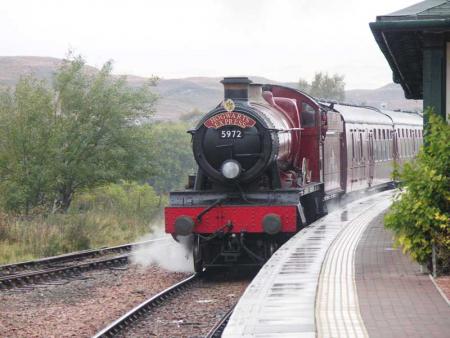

{"left": 370, "top": 0, "right": 450, "bottom": 121}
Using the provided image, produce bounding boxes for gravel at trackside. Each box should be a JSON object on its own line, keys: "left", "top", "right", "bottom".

{"left": 119, "top": 273, "right": 252, "bottom": 338}
{"left": 0, "top": 265, "right": 189, "bottom": 338}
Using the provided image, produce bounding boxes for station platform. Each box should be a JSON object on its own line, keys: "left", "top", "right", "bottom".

{"left": 223, "top": 190, "right": 450, "bottom": 337}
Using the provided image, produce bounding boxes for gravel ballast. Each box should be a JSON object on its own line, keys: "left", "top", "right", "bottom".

{"left": 0, "top": 265, "right": 188, "bottom": 337}
{"left": 119, "top": 273, "right": 252, "bottom": 338}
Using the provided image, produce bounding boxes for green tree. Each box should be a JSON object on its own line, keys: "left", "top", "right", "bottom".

{"left": 0, "top": 55, "right": 158, "bottom": 213}
{"left": 298, "top": 78, "right": 310, "bottom": 93}
{"left": 146, "top": 122, "right": 196, "bottom": 196}
{"left": 180, "top": 108, "right": 203, "bottom": 124}
{"left": 384, "top": 110, "right": 449, "bottom": 272}
{"left": 0, "top": 77, "right": 55, "bottom": 212}
{"left": 309, "top": 72, "right": 345, "bottom": 101}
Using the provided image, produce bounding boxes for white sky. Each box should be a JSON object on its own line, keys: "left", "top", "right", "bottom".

{"left": 1, "top": 0, "right": 418, "bottom": 89}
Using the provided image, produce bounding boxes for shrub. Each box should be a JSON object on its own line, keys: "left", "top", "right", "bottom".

{"left": 384, "top": 110, "right": 449, "bottom": 273}
{"left": 70, "top": 181, "right": 161, "bottom": 220}
{"left": 0, "top": 181, "right": 162, "bottom": 264}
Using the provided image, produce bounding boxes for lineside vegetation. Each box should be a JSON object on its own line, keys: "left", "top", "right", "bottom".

{"left": 0, "top": 55, "right": 196, "bottom": 263}
{"left": 385, "top": 110, "right": 449, "bottom": 274}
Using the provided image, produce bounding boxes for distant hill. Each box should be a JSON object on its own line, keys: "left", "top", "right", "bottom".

{"left": 345, "top": 83, "right": 422, "bottom": 112}
{"left": 0, "top": 56, "right": 422, "bottom": 120}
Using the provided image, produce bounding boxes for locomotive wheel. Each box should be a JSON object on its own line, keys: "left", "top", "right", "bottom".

{"left": 193, "top": 235, "right": 203, "bottom": 273}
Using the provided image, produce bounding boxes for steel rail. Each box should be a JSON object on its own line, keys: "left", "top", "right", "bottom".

{"left": 0, "top": 237, "right": 169, "bottom": 275}
{"left": 92, "top": 273, "right": 199, "bottom": 338}
{"left": 0, "top": 254, "right": 130, "bottom": 289}
{"left": 205, "top": 305, "right": 235, "bottom": 338}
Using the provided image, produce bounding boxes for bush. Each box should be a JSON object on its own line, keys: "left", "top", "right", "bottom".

{"left": 0, "top": 181, "right": 163, "bottom": 264}
{"left": 71, "top": 181, "right": 161, "bottom": 220}
{"left": 384, "top": 110, "right": 449, "bottom": 273}
{"left": 145, "top": 122, "right": 197, "bottom": 194}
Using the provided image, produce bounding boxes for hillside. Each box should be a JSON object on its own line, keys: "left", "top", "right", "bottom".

{"left": 345, "top": 83, "right": 422, "bottom": 112}
{"left": 0, "top": 56, "right": 422, "bottom": 120}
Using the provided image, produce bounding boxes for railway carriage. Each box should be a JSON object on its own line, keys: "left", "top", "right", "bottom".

{"left": 165, "top": 77, "right": 422, "bottom": 272}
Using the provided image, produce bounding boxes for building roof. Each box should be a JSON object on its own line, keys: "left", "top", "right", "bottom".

{"left": 386, "top": 0, "right": 450, "bottom": 18}
{"left": 370, "top": 0, "right": 450, "bottom": 100}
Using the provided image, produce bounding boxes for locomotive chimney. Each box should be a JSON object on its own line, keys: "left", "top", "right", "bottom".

{"left": 221, "top": 77, "right": 252, "bottom": 101}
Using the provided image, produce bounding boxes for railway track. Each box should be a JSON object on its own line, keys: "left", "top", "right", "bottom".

{"left": 93, "top": 271, "right": 250, "bottom": 338}
{"left": 0, "top": 238, "right": 169, "bottom": 290}
{"left": 205, "top": 305, "right": 235, "bottom": 338}
{"left": 93, "top": 274, "right": 199, "bottom": 338}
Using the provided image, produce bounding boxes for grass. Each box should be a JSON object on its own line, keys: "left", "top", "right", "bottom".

{"left": 0, "top": 182, "right": 165, "bottom": 265}
{"left": 0, "top": 209, "right": 162, "bottom": 265}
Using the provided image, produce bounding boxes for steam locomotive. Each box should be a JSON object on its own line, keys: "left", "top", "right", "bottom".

{"left": 165, "top": 77, "right": 423, "bottom": 272}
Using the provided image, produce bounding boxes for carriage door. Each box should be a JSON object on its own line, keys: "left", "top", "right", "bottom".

{"left": 368, "top": 130, "right": 374, "bottom": 187}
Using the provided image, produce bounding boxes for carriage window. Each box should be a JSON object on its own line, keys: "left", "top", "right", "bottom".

{"left": 351, "top": 131, "right": 355, "bottom": 161}
{"left": 354, "top": 131, "right": 360, "bottom": 162}
{"left": 359, "top": 132, "right": 364, "bottom": 161}
{"left": 387, "top": 130, "right": 391, "bottom": 159}
{"left": 374, "top": 130, "right": 378, "bottom": 161}
{"left": 301, "top": 102, "right": 316, "bottom": 128}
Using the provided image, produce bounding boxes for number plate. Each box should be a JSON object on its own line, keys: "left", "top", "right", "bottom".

{"left": 219, "top": 129, "right": 243, "bottom": 139}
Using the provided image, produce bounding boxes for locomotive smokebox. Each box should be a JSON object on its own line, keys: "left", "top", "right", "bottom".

{"left": 221, "top": 77, "right": 252, "bottom": 101}
{"left": 191, "top": 77, "right": 294, "bottom": 187}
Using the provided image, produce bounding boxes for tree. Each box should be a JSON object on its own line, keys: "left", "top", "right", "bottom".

{"left": 0, "top": 77, "right": 55, "bottom": 212}
{"left": 298, "top": 72, "right": 345, "bottom": 101}
{"left": 180, "top": 108, "right": 203, "bottom": 124}
{"left": 145, "top": 122, "right": 197, "bottom": 196}
{"left": 298, "top": 78, "right": 310, "bottom": 93}
{"left": 384, "top": 110, "right": 449, "bottom": 273}
{"left": 310, "top": 72, "right": 345, "bottom": 101}
{"left": 0, "top": 55, "right": 158, "bottom": 213}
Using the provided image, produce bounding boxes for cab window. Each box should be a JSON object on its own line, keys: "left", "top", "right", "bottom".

{"left": 301, "top": 102, "right": 316, "bottom": 128}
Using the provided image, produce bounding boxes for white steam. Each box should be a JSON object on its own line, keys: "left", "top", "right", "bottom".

{"left": 130, "top": 228, "right": 194, "bottom": 273}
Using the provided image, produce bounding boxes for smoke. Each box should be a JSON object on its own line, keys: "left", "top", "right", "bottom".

{"left": 130, "top": 228, "right": 194, "bottom": 273}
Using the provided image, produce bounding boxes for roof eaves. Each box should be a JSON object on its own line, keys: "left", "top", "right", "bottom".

{"left": 370, "top": 18, "right": 450, "bottom": 29}
{"left": 370, "top": 23, "right": 417, "bottom": 98}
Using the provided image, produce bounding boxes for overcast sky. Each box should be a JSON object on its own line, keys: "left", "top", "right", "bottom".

{"left": 1, "top": 0, "right": 419, "bottom": 89}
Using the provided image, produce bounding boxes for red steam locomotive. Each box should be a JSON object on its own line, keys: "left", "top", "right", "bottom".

{"left": 165, "top": 77, "right": 423, "bottom": 272}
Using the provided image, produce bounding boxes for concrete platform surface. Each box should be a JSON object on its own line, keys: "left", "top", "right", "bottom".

{"left": 224, "top": 189, "right": 450, "bottom": 337}
{"left": 223, "top": 190, "right": 394, "bottom": 338}
{"left": 355, "top": 213, "right": 450, "bottom": 338}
